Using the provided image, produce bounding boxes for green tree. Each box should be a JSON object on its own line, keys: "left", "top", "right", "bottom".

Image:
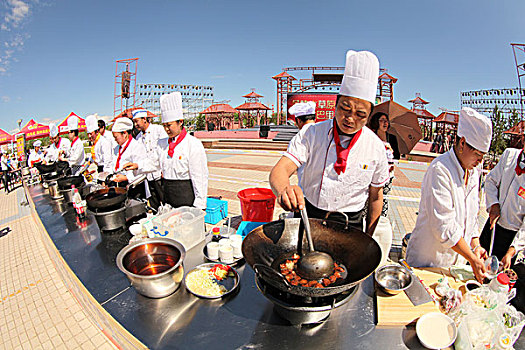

{"left": 489, "top": 105, "right": 508, "bottom": 158}
{"left": 195, "top": 114, "right": 206, "bottom": 131}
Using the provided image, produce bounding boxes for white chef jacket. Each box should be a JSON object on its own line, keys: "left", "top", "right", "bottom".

{"left": 67, "top": 138, "right": 85, "bottom": 167}
{"left": 136, "top": 124, "right": 167, "bottom": 181}
{"left": 28, "top": 150, "right": 44, "bottom": 166}
{"left": 109, "top": 137, "right": 155, "bottom": 183}
{"left": 155, "top": 134, "right": 208, "bottom": 210}
{"left": 94, "top": 134, "right": 113, "bottom": 171}
{"left": 296, "top": 122, "right": 314, "bottom": 186}
{"left": 485, "top": 148, "right": 525, "bottom": 252}
{"left": 285, "top": 120, "right": 389, "bottom": 212}
{"left": 0, "top": 155, "right": 7, "bottom": 171}
{"left": 46, "top": 138, "right": 71, "bottom": 163}
{"left": 406, "top": 149, "right": 481, "bottom": 267}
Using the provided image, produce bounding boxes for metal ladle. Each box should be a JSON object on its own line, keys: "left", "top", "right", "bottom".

{"left": 485, "top": 225, "right": 500, "bottom": 279}
{"left": 296, "top": 208, "right": 335, "bottom": 280}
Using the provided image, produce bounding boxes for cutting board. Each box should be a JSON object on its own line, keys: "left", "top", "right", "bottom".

{"left": 375, "top": 267, "right": 464, "bottom": 327}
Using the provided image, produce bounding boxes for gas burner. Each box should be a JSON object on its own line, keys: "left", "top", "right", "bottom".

{"left": 255, "top": 275, "right": 357, "bottom": 325}
{"left": 88, "top": 206, "right": 127, "bottom": 232}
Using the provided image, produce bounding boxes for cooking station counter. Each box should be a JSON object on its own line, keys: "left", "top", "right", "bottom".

{"left": 27, "top": 183, "right": 504, "bottom": 349}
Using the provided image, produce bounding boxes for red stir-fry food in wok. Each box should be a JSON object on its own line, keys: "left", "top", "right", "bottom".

{"left": 279, "top": 253, "right": 345, "bottom": 288}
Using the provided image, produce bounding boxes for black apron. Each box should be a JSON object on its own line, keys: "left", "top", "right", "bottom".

{"left": 148, "top": 178, "right": 164, "bottom": 210}
{"left": 97, "top": 165, "right": 104, "bottom": 173}
{"left": 479, "top": 219, "right": 518, "bottom": 261}
{"left": 162, "top": 179, "right": 195, "bottom": 208}
{"left": 293, "top": 198, "right": 364, "bottom": 230}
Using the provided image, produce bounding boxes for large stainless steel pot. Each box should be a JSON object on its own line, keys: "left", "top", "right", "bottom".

{"left": 88, "top": 206, "right": 127, "bottom": 231}
{"left": 116, "top": 238, "right": 186, "bottom": 298}
{"left": 47, "top": 181, "right": 63, "bottom": 200}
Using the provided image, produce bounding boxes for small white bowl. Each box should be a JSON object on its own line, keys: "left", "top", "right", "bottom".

{"left": 416, "top": 312, "right": 457, "bottom": 349}
{"left": 129, "top": 224, "right": 143, "bottom": 236}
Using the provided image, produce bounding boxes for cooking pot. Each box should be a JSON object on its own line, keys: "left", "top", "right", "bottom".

{"left": 47, "top": 181, "right": 63, "bottom": 199}
{"left": 116, "top": 237, "right": 186, "bottom": 298}
{"left": 242, "top": 215, "right": 381, "bottom": 298}
{"left": 57, "top": 175, "right": 85, "bottom": 191}
{"left": 85, "top": 174, "right": 146, "bottom": 211}
{"left": 34, "top": 162, "right": 56, "bottom": 174}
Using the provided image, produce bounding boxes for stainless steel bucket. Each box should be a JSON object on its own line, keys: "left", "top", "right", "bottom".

{"left": 47, "top": 181, "right": 63, "bottom": 200}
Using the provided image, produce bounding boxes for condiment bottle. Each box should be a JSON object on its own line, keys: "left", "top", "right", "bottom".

{"left": 211, "top": 227, "right": 221, "bottom": 242}
{"left": 489, "top": 273, "right": 510, "bottom": 294}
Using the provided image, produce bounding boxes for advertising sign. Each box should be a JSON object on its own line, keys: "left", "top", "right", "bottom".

{"left": 286, "top": 93, "right": 338, "bottom": 123}
{"left": 15, "top": 133, "right": 25, "bottom": 159}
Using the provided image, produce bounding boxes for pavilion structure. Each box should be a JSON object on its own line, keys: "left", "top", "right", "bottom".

{"left": 200, "top": 104, "right": 238, "bottom": 131}
{"left": 432, "top": 110, "right": 459, "bottom": 137}
{"left": 504, "top": 120, "right": 525, "bottom": 148}
{"left": 377, "top": 71, "right": 398, "bottom": 102}
{"left": 409, "top": 93, "right": 435, "bottom": 141}
{"left": 272, "top": 71, "right": 296, "bottom": 125}
{"left": 236, "top": 90, "right": 271, "bottom": 127}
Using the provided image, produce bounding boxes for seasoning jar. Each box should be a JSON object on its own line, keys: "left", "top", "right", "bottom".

{"left": 211, "top": 227, "right": 221, "bottom": 242}
{"left": 489, "top": 273, "right": 511, "bottom": 294}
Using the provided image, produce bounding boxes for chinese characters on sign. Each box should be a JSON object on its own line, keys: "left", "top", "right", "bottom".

{"left": 287, "top": 93, "right": 337, "bottom": 123}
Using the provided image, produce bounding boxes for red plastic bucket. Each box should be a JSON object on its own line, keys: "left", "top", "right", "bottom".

{"left": 237, "top": 188, "right": 276, "bottom": 222}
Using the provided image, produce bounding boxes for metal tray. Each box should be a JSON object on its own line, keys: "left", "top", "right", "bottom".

{"left": 184, "top": 263, "right": 240, "bottom": 299}
{"left": 203, "top": 244, "right": 244, "bottom": 266}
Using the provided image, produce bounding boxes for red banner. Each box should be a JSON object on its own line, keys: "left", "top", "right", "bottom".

{"left": 287, "top": 93, "right": 337, "bottom": 122}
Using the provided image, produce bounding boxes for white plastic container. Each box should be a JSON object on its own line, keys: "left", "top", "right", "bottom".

{"left": 151, "top": 206, "right": 205, "bottom": 251}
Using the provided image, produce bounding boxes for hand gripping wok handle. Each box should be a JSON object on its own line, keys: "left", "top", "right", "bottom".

{"left": 253, "top": 264, "right": 291, "bottom": 288}
{"left": 128, "top": 174, "right": 147, "bottom": 189}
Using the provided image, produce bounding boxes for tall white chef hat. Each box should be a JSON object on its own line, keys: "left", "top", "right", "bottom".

{"left": 34, "top": 140, "right": 42, "bottom": 147}
{"left": 340, "top": 50, "right": 380, "bottom": 104}
{"left": 160, "top": 92, "right": 184, "bottom": 123}
{"left": 289, "top": 101, "right": 316, "bottom": 118}
{"left": 112, "top": 117, "right": 133, "bottom": 132}
{"left": 85, "top": 115, "right": 98, "bottom": 133}
{"left": 49, "top": 123, "right": 58, "bottom": 137}
{"left": 67, "top": 115, "right": 79, "bottom": 131}
{"left": 458, "top": 107, "right": 492, "bottom": 153}
{"left": 132, "top": 109, "right": 148, "bottom": 120}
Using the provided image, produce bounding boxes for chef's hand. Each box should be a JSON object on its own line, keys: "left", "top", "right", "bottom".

{"left": 489, "top": 204, "right": 501, "bottom": 229}
{"left": 469, "top": 256, "right": 487, "bottom": 283}
{"left": 122, "top": 162, "right": 138, "bottom": 171}
{"left": 277, "top": 185, "right": 305, "bottom": 212}
{"left": 473, "top": 245, "right": 488, "bottom": 260}
{"left": 501, "top": 247, "right": 516, "bottom": 270}
{"left": 112, "top": 174, "right": 128, "bottom": 183}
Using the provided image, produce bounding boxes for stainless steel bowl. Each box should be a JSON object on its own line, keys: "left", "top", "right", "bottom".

{"left": 116, "top": 238, "right": 186, "bottom": 298}
{"left": 375, "top": 264, "right": 412, "bottom": 295}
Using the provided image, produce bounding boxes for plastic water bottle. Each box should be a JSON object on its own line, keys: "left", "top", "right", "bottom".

{"left": 72, "top": 186, "right": 84, "bottom": 218}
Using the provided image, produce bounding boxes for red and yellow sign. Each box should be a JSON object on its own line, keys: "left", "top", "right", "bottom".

{"left": 518, "top": 186, "right": 525, "bottom": 200}
{"left": 287, "top": 93, "right": 338, "bottom": 123}
{"left": 15, "top": 133, "right": 25, "bottom": 159}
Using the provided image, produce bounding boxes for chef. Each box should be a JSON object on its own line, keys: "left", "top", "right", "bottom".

{"left": 59, "top": 115, "right": 85, "bottom": 174}
{"left": 46, "top": 123, "right": 71, "bottom": 163}
{"left": 28, "top": 141, "right": 45, "bottom": 167}
{"left": 1, "top": 150, "right": 10, "bottom": 193}
{"left": 110, "top": 117, "right": 155, "bottom": 199}
{"left": 156, "top": 92, "right": 208, "bottom": 210}
{"left": 85, "top": 115, "right": 113, "bottom": 173}
{"left": 133, "top": 109, "right": 168, "bottom": 209}
{"left": 269, "top": 50, "right": 389, "bottom": 239}
{"left": 406, "top": 107, "right": 492, "bottom": 282}
{"left": 289, "top": 101, "right": 316, "bottom": 131}
{"left": 480, "top": 141, "right": 525, "bottom": 269}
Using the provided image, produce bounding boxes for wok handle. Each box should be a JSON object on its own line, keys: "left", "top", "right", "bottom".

{"left": 253, "top": 263, "right": 291, "bottom": 288}
{"left": 324, "top": 211, "right": 349, "bottom": 228}
{"left": 128, "top": 174, "right": 147, "bottom": 189}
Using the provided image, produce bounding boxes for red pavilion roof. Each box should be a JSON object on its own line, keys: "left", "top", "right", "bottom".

{"left": 242, "top": 91, "right": 264, "bottom": 99}
{"left": 408, "top": 96, "right": 430, "bottom": 105}
{"left": 433, "top": 111, "right": 459, "bottom": 125}
{"left": 236, "top": 102, "right": 271, "bottom": 110}
{"left": 412, "top": 108, "right": 435, "bottom": 119}
{"left": 0, "top": 128, "right": 13, "bottom": 145}
{"left": 20, "top": 119, "right": 51, "bottom": 140}
{"left": 200, "top": 104, "right": 238, "bottom": 114}
{"left": 272, "top": 71, "right": 296, "bottom": 80}
{"left": 504, "top": 120, "right": 525, "bottom": 135}
{"left": 378, "top": 72, "right": 398, "bottom": 83}
{"left": 57, "top": 112, "right": 87, "bottom": 134}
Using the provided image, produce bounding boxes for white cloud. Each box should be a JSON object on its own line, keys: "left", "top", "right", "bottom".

{"left": 1, "top": 96, "right": 10, "bottom": 102}
{"left": 4, "top": 0, "right": 30, "bottom": 28}
{"left": 0, "top": 0, "right": 34, "bottom": 74}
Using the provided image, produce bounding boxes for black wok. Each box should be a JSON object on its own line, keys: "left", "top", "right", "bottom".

{"left": 56, "top": 161, "right": 71, "bottom": 176}
{"left": 57, "top": 175, "right": 85, "bottom": 191}
{"left": 34, "top": 162, "right": 56, "bottom": 174}
{"left": 85, "top": 187, "right": 127, "bottom": 211}
{"left": 42, "top": 171, "right": 63, "bottom": 182}
{"left": 242, "top": 217, "right": 381, "bottom": 298}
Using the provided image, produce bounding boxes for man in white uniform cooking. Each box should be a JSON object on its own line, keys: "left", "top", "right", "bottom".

{"left": 406, "top": 107, "right": 492, "bottom": 282}
{"left": 270, "top": 50, "right": 389, "bottom": 244}
{"left": 133, "top": 109, "right": 168, "bottom": 209}
{"left": 156, "top": 92, "right": 208, "bottom": 210}
{"left": 46, "top": 123, "right": 71, "bottom": 163}
{"left": 28, "top": 140, "right": 45, "bottom": 167}
{"left": 85, "top": 115, "right": 113, "bottom": 173}
{"left": 290, "top": 101, "right": 316, "bottom": 131}
{"left": 59, "top": 116, "right": 85, "bottom": 174}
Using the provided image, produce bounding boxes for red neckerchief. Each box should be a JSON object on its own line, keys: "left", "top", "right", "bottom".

{"left": 333, "top": 119, "right": 362, "bottom": 175}
{"left": 516, "top": 150, "right": 525, "bottom": 176}
{"left": 55, "top": 138, "right": 61, "bottom": 149}
{"left": 115, "top": 136, "right": 132, "bottom": 171}
{"left": 168, "top": 128, "right": 187, "bottom": 158}
{"left": 71, "top": 137, "right": 79, "bottom": 147}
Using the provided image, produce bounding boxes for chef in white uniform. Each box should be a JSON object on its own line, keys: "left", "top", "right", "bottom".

{"left": 406, "top": 107, "right": 492, "bottom": 282}
{"left": 156, "top": 92, "right": 208, "bottom": 210}
{"left": 46, "top": 123, "right": 71, "bottom": 163}
{"left": 480, "top": 142, "right": 525, "bottom": 269}
{"left": 60, "top": 115, "right": 85, "bottom": 174}
{"left": 270, "top": 50, "right": 389, "bottom": 241}
{"left": 288, "top": 102, "right": 316, "bottom": 187}
{"left": 110, "top": 117, "right": 155, "bottom": 199}
{"left": 133, "top": 109, "right": 168, "bottom": 209}
{"left": 85, "top": 115, "right": 113, "bottom": 173}
{"left": 28, "top": 140, "right": 45, "bottom": 167}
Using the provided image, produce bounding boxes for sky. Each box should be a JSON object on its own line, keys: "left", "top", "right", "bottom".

{"left": 0, "top": 0, "right": 524, "bottom": 133}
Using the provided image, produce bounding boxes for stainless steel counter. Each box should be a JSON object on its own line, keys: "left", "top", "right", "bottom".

{"left": 27, "top": 184, "right": 524, "bottom": 349}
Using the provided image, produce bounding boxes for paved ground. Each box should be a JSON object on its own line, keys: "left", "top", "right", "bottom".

{"left": 0, "top": 149, "right": 489, "bottom": 349}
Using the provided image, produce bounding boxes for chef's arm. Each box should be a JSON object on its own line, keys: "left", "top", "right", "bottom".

{"left": 484, "top": 151, "right": 504, "bottom": 210}
{"left": 502, "top": 220, "right": 525, "bottom": 268}
{"left": 451, "top": 238, "right": 486, "bottom": 283}
{"left": 366, "top": 186, "right": 382, "bottom": 237}
{"left": 269, "top": 156, "right": 303, "bottom": 211}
